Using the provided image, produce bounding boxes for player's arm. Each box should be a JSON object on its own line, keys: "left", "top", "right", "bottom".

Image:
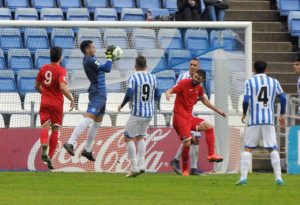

{"left": 118, "top": 88, "right": 134, "bottom": 112}
{"left": 59, "top": 70, "right": 75, "bottom": 111}
{"left": 276, "top": 81, "right": 286, "bottom": 128}
{"left": 35, "top": 72, "right": 42, "bottom": 94}
{"left": 165, "top": 80, "right": 183, "bottom": 100}
{"left": 97, "top": 45, "right": 115, "bottom": 73}
{"left": 199, "top": 95, "right": 226, "bottom": 117}
{"left": 241, "top": 80, "right": 251, "bottom": 123}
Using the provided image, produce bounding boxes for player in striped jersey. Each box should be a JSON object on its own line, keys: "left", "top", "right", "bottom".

{"left": 236, "top": 60, "right": 286, "bottom": 186}
{"left": 293, "top": 57, "right": 300, "bottom": 114}
{"left": 118, "top": 55, "right": 157, "bottom": 177}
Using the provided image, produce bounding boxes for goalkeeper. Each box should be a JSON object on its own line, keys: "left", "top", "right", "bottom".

{"left": 64, "top": 40, "right": 116, "bottom": 161}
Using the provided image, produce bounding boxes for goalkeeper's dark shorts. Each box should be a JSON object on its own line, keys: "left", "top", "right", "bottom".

{"left": 86, "top": 92, "right": 106, "bottom": 116}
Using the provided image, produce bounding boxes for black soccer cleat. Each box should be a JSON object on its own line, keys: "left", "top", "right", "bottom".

{"left": 190, "top": 168, "right": 206, "bottom": 176}
{"left": 41, "top": 145, "right": 54, "bottom": 170}
{"left": 170, "top": 159, "right": 182, "bottom": 175}
{"left": 63, "top": 143, "right": 74, "bottom": 156}
{"left": 81, "top": 149, "right": 96, "bottom": 162}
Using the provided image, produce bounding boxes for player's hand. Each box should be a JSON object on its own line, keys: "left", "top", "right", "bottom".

{"left": 105, "top": 45, "right": 116, "bottom": 60}
{"left": 69, "top": 100, "right": 75, "bottom": 111}
{"left": 241, "top": 115, "right": 246, "bottom": 124}
{"left": 165, "top": 92, "right": 172, "bottom": 101}
{"left": 217, "top": 109, "right": 226, "bottom": 118}
{"left": 278, "top": 115, "right": 286, "bottom": 128}
{"left": 118, "top": 105, "right": 122, "bottom": 112}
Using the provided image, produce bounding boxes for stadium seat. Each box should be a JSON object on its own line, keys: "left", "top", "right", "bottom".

{"left": 210, "top": 30, "right": 223, "bottom": 50}
{"left": 40, "top": 8, "right": 64, "bottom": 21}
{"left": 24, "top": 28, "right": 49, "bottom": 53}
{"left": 31, "top": 0, "right": 56, "bottom": 12}
{"left": 160, "top": 93, "right": 175, "bottom": 113}
{"left": 221, "top": 30, "right": 236, "bottom": 51}
{"left": 67, "top": 8, "right": 90, "bottom": 21}
{"left": 141, "top": 49, "right": 168, "bottom": 73}
{"left": 0, "top": 8, "right": 12, "bottom": 20}
{"left": 0, "top": 70, "right": 17, "bottom": 92}
{"left": 57, "top": 0, "right": 82, "bottom": 12}
{"left": 0, "top": 114, "right": 5, "bottom": 128}
{"left": 153, "top": 70, "right": 176, "bottom": 78}
{"left": 24, "top": 93, "right": 41, "bottom": 112}
{"left": 70, "top": 70, "right": 90, "bottom": 90}
{"left": 199, "top": 55, "right": 212, "bottom": 71}
{"left": 106, "top": 92, "right": 130, "bottom": 112}
{"left": 168, "top": 49, "right": 192, "bottom": 75}
{"left": 94, "top": 8, "right": 118, "bottom": 21}
{"left": 103, "top": 28, "right": 128, "bottom": 49}
{"left": 101, "top": 114, "right": 112, "bottom": 126}
{"left": 51, "top": 28, "right": 75, "bottom": 49}
{"left": 17, "top": 70, "right": 38, "bottom": 96}
{"left": 106, "top": 82, "right": 123, "bottom": 93}
{"left": 132, "top": 28, "right": 157, "bottom": 49}
{"left": 210, "top": 94, "right": 235, "bottom": 112}
{"left": 8, "top": 49, "right": 33, "bottom": 73}
{"left": 114, "top": 49, "right": 138, "bottom": 76}
{"left": 84, "top": 0, "right": 109, "bottom": 13}
{"left": 185, "top": 29, "right": 209, "bottom": 55}
{"left": 9, "top": 114, "right": 31, "bottom": 128}
{"left": 163, "top": 0, "right": 177, "bottom": 14}
{"left": 62, "top": 49, "right": 84, "bottom": 70}
{"left": 0, "top": 28, "right": 22, "bottom": 53}
{"left": 158, "top": 29, "right": 183, "bottom": 51}
{"left": 288, "top": 11, "right": 300, "bottom": 36}
{"left": 4, "top": 0, "right": 29, "bottom": 12}
{"left": 36, "top": 114, "right": 41, "bottom": 127}
{"left": 0, "top": 92, "right": 22, "bottom": 112}
{"left": 0, "top": 49, "right": 6, "bottom": 70}
{"left": 137, "top": 0, "right": 161, "bottom": 12}
{"left": 35, "top": 49, "right": 50, "bottom": 69}
{"left": 63, "top": 114, "right": 84, "bottom": 127}
{"left": 63, "top": 95, "right": 74, "bottom": 112}
{"left": 78, "top": 92, "right": 89, "bottom": 111}
{"left": 77, "top": 28, "right": 102, "bottom": 49}
{"left": 15, "top": 8, "right": 38, "bottom": 20}
{"left": 279, "top": 0, "right": 300, "bottom": 16}
{"left": 121, "top": 8, "right": 145, "bottom": 21}
{"left": 111, "top": 0, "right": 135, "bottom": 13}
{"left": 155, "top": 76, "right": 176, "bottom": 99}
{"left": 150, "top": 114, "right": 166, "bottom": 126}
{"left": 148, "top": 8, "right": 170, "bottom": 20}
{"left": 116, "top": 114, "right": 131, "bottom": 126}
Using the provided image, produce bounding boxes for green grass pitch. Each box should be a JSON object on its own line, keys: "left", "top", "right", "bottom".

{"left": 0, "top": 172, "right": 299, "bottom": 205}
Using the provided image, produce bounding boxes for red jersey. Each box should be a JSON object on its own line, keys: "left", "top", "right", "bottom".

{"left": 172, "top": 78, "right": 204, "bottom": 118}
{"left": 36, "top": 64, "right": 67, "bottom": 108}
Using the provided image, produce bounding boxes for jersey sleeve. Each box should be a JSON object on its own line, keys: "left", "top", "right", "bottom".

{"left": 198, "top": 86, "right": 204, "bottom": 97}
{"left": 243, "top": 80, "right": 251, "bottom": 96}
{"left": 127, "top": 76, "right": 134, "bottom": 89}
{"left": 58, "top": 68, "right": 67, "bottom": 84}
{"left": 172, "top": 80, "right": 184, "bottom": 93}
{"left": 275, "top": 80, "right": 284, "bottom": 95}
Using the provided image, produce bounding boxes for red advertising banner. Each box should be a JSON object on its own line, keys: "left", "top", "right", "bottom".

{"left": 0, "top": 127, "right": 214, "bottom": 172}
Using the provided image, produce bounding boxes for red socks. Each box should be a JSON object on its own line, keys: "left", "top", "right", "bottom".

{"left": 205, "top": 128, "right": 215, "bottom": 156}
{"left": 182, "top": 146, "right": 190, "bottom": 172}
{"left": 40, "top": 129, "right": 48, "bottom": 145}
{"left": 49, "top": 131, "right": 59, "bottom": 159}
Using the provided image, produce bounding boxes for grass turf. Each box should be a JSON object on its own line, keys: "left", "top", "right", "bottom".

{"left": 0, "top": 172, "right": 299, "bottom": 205}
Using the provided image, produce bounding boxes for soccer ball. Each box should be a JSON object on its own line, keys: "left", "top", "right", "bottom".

{"left": 112, "top": 46, "right": 123, "bottom": 61}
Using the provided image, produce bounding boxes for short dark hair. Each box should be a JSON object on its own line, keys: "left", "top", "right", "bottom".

{"left": 194, "top": 69, "right": 206, "bottom": 80}
{"left": 296, "top": 56, "right": 300, "bottom": 62}
{"left": 135, "top": 55, "right": 147, "bottom": 69}
{"left": 80, "top": 40, "right": 93, "bottom": 54}
{"left": 191, "top": 58, "right": 199, "bottom": 62}
{"left": 254, "top": 60, "right": 267, "bottom": 74}
{"left": 50, "top": 47, "right": 62, "bottom": 62}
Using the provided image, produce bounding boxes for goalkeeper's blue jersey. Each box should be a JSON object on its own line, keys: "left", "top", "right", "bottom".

{"left": 83, "top": 55, "right": 112, "bottom": 95}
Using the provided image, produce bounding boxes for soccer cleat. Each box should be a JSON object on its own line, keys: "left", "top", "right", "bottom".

{"left": 63, "top": 143, "right": 74, "bottom": 156}
{"left": 207, "top": 154, "right": 223, "bottom": 162}
{"left": 41, "top": 145, "right": 54, "bottom": 170}
{"left": 138, "top": 162, "right": 146, "bottom": 174}
{"left": 81, "top": 149, "right": 96, "bottom": 162}
{"left": 182, "top": 170, "right": 190, "bottom": 176}
{"left": 236, "top": 179, "right": 247, "bottom": 185}
{"left": 125, "top": 171, "right": 140, "bottom": 178}
{"left": 276, "top": 179, "right": 284, "bottom": 186}
{"left": 190, "top": 168, "right": 206, "bottom": 176}
{"left": 170, "top": 159, "right": 182, "bottom": 175}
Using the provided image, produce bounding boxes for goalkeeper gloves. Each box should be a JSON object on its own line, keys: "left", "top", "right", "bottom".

{"left": 105, "top": 45, "right": 116, "bottom": 60}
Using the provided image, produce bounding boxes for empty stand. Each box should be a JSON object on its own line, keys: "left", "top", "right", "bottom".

{"left": 84, "top": 0, "right": 109, "bottom": 13}
{"left": 24, "top": 28, "right": 49, "bottom": 53}
{"left": 77, "top": 28, "right": 102, "bottom": 49}
{"left": 121, "top": 8, "right": 145, "bottom": 21}
{"left": 114, "top": 49, "right": 138, "bottom": 76}
{"left": 158, "top": 29, "right": 183, "bottom": 51}
{"left": 116, "top": 114, "right": 131, "bottom": 126}
{"left": 185, "top": 29, "right": 209, "bottom": 55}
{"left": 78, "top": 92, "right": 89, "bottom": 111}
{"left": 106, "top": 92, "right": 130, "bottom": 112}
{"left": 160, "top": 93, "right": 175, "bottom": 113}
{"left": 155, "top": 76, "right": 176, "bottom": 99}
{"left": 51, "top": 28, "right": 75, "bottom": 49}
{"left": 31, "top": 0, "right": 56, "bottom": 12}
{"left": 288, "top": 11, "right": 300, "bottom": 36}
{"left": 4, "top": 0, "right": 29, "bottom": 12}
{"left": 62, "top": 49, "right": 84, "bottom": 70}
{"left": 163, "top": 0, "right": 177, "bottom": 14}
{"left": 148, "top": 8, "right": 170, "bottom": 19}
{"left": 24, "top": 93, "right": 41, "bottom": 112}
{"left": 0, "top": 70, "right": 17, "bottom": 92}
{"left": 94, "top": 8, "right": 118, "bottom": 21}
{"left": 0, "top": 28, "right": 22, "bottom": 53}
{"left": 168, "top": 49, "right": 192, "bottom": 75}
{"left": 141, "top": 49, "right": 168, "bottom": 73}
{"left": 40, "top": 8, "right": 64, "bottom": 20}
{"left": 103, "top": 28, "right": 128, "bottom": 48}
{"left": 137, "top": 0, "right": 162, "bottom": 12}
{"left": 0, "top": 8, "right": 12, "bottom": 20}
{"left": 70, "top": 70, "right": 90, "bottom": 89}
{"left": 17, "top": 70, "right": 38, "bottom": 96}
{"left": 8, "top": 49, "right": 33, "bottom": 73}
{"left": 0, "top": 92, "right": 22, "bottom": 112}
{"left": 67, "top": 8, "right": 90, "bottom": 21}
{"left": 221, "top": 30, "right": 237, "bottom": 51}
{"left": 132, "top": 28, "right": 157, "bottom": 50}
{"left": 279, "top": 0, "right": 300, "bottom": 16}
{"left": 35, "top": 49, "right": 50, "bottom": 69}
{"left": 9, "top": 114, "right": 31, "bottom": 127}
{"left": 101, "top": 114, "right": 112, "bottom": 126}
{"left": 0, "top": 49, "right": 6, "bottom": 70}
{"left": 111, "top": 0, "right": 135, "bottom": 13}
{"left": 63, "top": 114, "right": 84, "bottom": 126}
{"left": 150, "top": 114, "right": 166, "bottom": 126}
{"left": 57, "top": 0, "right": 82, "bottom": 12}
{"left": 15, "top": 8, "right": 38, "bottom": 20}
{"left": 0, "top": 114, "right": 5, "bottom": 128}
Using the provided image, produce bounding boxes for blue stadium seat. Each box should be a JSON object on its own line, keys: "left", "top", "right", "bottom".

{"left": 288, "top": 11, "right": 300, "bottom": 36}
{"left": 185, "top": 29, "right": 209, "bottom": 55}
{"left": 163, "top": 0, "right": 177, "bottom": 14}
{"left": 221, "top": 30, "right": 236, "bottom": 51}
{"left": 8, "top": 49, "right": 33, "bottom": 73}
{"left": 17, "top": 70, "right": 38, "bottom": 96}
{"left": 57, "top": 0, "right": 82, "bottom": 12}
{"left": 141, "top": 49, "right": 168, "bottom": 73}
{"left": 62, "top": 49, "right": 84, "bottom": 70}
{"left": 40, "top": 8, "right": 64, "bottom": 20}
{"left": 114, "top": 49, "right": 138, "bottom": 76}
{"left": 84, "top": 0, "right": 109, "bottom": 13}
{"left": 158, "top": 29, "right": 183, "bottom": 51}
{"left": 51, "top": 28, "right": 75, "bottom": 49}
{"left": 153, "top": 70, "right": 176, "bottom": 78}
{"left": 121, "top": 8, "right": 145, "bottom": 21}
{"left": 15, "top": 8, "right": 38, "bottom": 20}
{"left": 168, "top": 49, "right": 192, "bottom": 75}
{"left": 70, "top": 70, "right": 89, "bottom": 88}
{"left": 137, "top": 0, "right": 161, "bottom": 12}
{"left": 4, "top": 0, "right": 29, "bottom": 12}
{"left": 78, "top": 28, "right": 102, "bottom": 49}
{"left": 199, "top": 56, "right": 212, "bottom": 71}
{"left": 103, "top": 28, "right": 128, "bottom": 48}
{"left": 155, "top": 77, "right": 176, "bottom": 99}
{"left": 0, "top": 8, "right": 12, "bottom": 20}
{"left": 24, "top": 28, "right": 49, "bottom": 53}
{"left": 0, "top": 49, "right": 6, "bottom": 70}
{"left": 31, "top": 0, "right": 56, "bottom": 12}
{"left": 279, "top": 0, "right": 300, "bottom": 16}
{"left": 0, "top": 28, "right": 22, "bottom": 54}
{"left": 148, "top": 8, "right": 170, "bottom": 20}
{"left": 0, "top": 70, "right": 17, "bottom": 92}
{"left": 111, "top": 0, "right": 135, "bottom": 13}
{"left": 67, "top": 8, "right": 90, "bottom": 21}
{"left": 94, "top": 8, "right": 118, "bottom": 21}
{"left": 210, "top": 30, "right": 223, "bottom": 49}
{"left": 35, "top": 49, "right": 50, "bottom": 69}
{"left": 132, "top": 28, "right": 157, "bottom": 49}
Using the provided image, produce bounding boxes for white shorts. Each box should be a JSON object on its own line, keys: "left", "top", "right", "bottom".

{"left": 124, "top": 115, "right": 152, "bottom": 138}
{"left": 244, "top": 125, "right": 277, "bottom": 149}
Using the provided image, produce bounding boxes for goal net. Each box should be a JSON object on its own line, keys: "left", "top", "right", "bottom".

{"left": 0, "top": 21, "right": 252, "bottom": 174}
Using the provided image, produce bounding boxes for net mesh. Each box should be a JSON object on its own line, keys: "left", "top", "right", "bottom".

{"left": 0, "top": 24, "right": 248, "bottom": 174}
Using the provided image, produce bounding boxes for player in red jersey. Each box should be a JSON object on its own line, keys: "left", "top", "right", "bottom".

{"left": 165, "top": 70, "right": 226, "bottom": 176}
{"left": 35, "top": 47, "right": 75, "bottom": 170}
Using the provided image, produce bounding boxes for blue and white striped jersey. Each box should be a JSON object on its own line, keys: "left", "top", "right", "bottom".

{"left": 298, "top": 76, "right": 300, "bottom": 99}
{"left": 128, "top": 71, "right": 157, "bottom": 118}
{"left": 177, "top": 71, "right": 191, "bottom": 83}
{"left": 244, "top": 73, "right": 284, "bottom": 126}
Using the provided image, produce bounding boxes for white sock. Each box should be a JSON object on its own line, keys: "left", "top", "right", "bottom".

{"left": 240, "top": 151, "right": 251, "bottom": 180}
{"left": 126, "top": 141, "right": 138, "bottom": 171}
{"left": 68, "top": 117, "right": 93, "bottom": 145}
{"left": 270, "top": 150, "right": 282, "bottom": 180}
{"left": 190, "top": 144, "right": 199, "bottom": 169}
{"left": 137, "top": 138, "right": 146, "bottom": 166}
{"left": 85, "top": 122, "right": 101, "bottom": 152}
{"left": 175, "top": 144, "right": 183, "bottom": 161}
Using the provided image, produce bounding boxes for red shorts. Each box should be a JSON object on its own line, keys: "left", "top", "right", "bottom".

{"left": 39, "top": 104, "right": 63, "bottom": 126}
{"left": 173, "top": 114, "right": 205, "bottom": 141}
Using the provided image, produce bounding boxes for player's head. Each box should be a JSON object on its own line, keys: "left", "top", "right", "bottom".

{"left": 254, "top": 60, "right": 267, "bottom": 74}
{"left": 293, "top": 56, "right": 300, "bottom": 75}
{"left": 135, "top": 55, "right": 147, "bottom": 71}
{"left": 80, "top": 40, "right": 96, "bottom": 56}
{"left": 50, "top": 47, "right": 62, "bottom": 63}
{"left": 192, "top": 69, "right": 206, "bottom": 85}
{"left": 189, "top": 58, "right": 199, "bottom": 76}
